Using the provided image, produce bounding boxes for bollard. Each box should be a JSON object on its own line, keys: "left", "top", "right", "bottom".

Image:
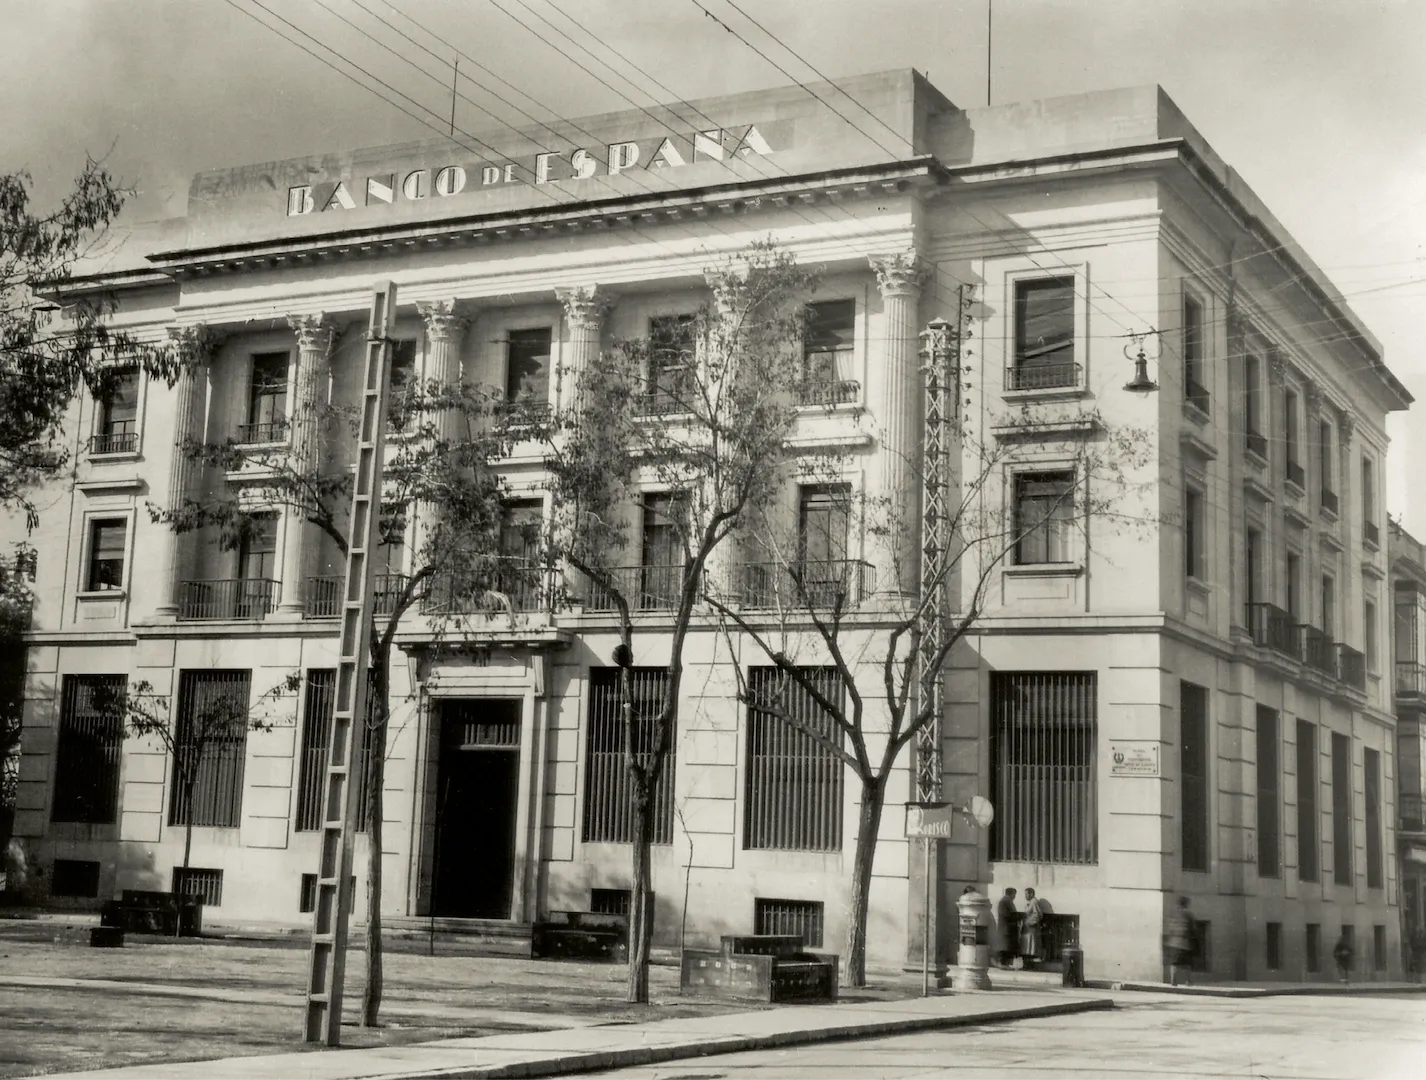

{"left": 955, "top": 889, "right": 993, "bottom": 990}
{"left": 1062, "top": 944, "right": 1085, "bottom": 987}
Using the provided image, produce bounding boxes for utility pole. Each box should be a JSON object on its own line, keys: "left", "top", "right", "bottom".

{"left": 304, "top": 282, "right": 398, "bottom": 1045}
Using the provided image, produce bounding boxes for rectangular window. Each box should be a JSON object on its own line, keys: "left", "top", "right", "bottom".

{"left": 1256, "top": 705, "right": 1280, "bottom": 878}
{"left": 1331, "top": 732, "right": 1352, "bottom": 886}
{"left": 1297, "top": 720, "right": 1319, "bottom": 882}
{"left": 299, "top": 873, "right": 317, "bottom": 914}
{"left": 172, "top": 867, "right": 223, "bottom": 907}
{"left": 1305, "top": 923, "right": 1321, "bottom": 973}
{"left": 51, "top": 675, "right": 126, "bottom": 824}
{"left": 744, "top": 667, "right": 844, "bottom": 852}
{"left": 1319, "top": 421, "right": 1337, "bottom": 511}
{"left": 387, "top": 338, "right": 419, "bottom": 433}
{"left": 1181, "top": 681, "right": 1210, "bottom": 873}
{"left": 1245, "top": 528, "right": 1262, "bottom": 606}
{"left": 1182, "top": 293, "right": 1206, "bottom": 409}
{"left": 1014, "top": 471, "right": 1075, "bottom": 565}
{"left": 1373, "top": 925, "right": 1387, "bottom": 971}
{"left": 798, "top": 484, "right": 852, "bottom": 604}
{"left": 1362, "top": 457, "right": 1378, "bottom": 546}
{"left": 755, "top": 898, "right": 825, "bottom": 948}
{"left": 1244, "top": 354, "right": 1265, "bottom": 454}
{"left": 496, "top": 499, "right": 544, "bottom": 610}
{"left": 1322, "top": 575, "right": 1336, "bottom": 639}
{"left": 1284, "top": 389, "right": 1302, "bottom": 485}
{"left": 590, "top": 888, "right": 632, "bottom": 916}
{"left": 377, "top": 505, "right": 407, "bottom": 579}
{"left": 168, "top": 670, "right": 251, "bottom": 829}
{"left": 1011, "top": 277, "right": 1076, "bottom": 389}
{"left": 990, "top": 672, "right": 1098, "bottom": 864}
{"left": 1285, "top": 552, "right": 1302, "bottom": 620}
{"left": 801, "top": 299, "right": 857, "bottom": 404}
{"left": 85, "top": 518, "right": 127, "bottom": 592}
{"left": 505, "top": 327, "right": 552, "bottom": 406}
{"left": 1184, "top": 488, "right": 1204, "bottom": 580}
{"left": 236, "top": 514, "right": 278, "bottom": 619}
{"left": 1266, "top": 921, "right": 1282, "bottom": 971}
{"left": 92, "top": 368, "right": 139, "bottom": 454}
{"left": 582, "top": 667, "right": 674, "bottom": 844}
{"left": 638, "top": 493, "right": 683, "bottom": 610}
{"left": 647, "top": 313, "right": 695, "bottom": 407}
{"left": 1365, "top": 747, "right": 1383, "bottom": 889}
{"left": 1364, "top": 600, "right": 1378, "bottom": 673}
{"left": 50, "top": 859, "right": 102, "bottom": 898}
{"left": 244, "top": 352, "right": 289, "bottom": 442}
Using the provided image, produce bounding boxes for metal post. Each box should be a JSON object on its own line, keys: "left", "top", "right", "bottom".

{"left": 303, "top": 282, "right": 398, "bottom": 1045}
{"left": 922, "top": 837, "right": 933, "bottom": 997}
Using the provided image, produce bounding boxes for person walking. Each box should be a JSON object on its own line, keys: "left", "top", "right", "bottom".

{"left": 995, "top": 887, "right": 1019, "bottom": 968}
{"left": 1020, "top": 887, "right": 1051, "bottom": 969}
{"left": 1164, "top": 895, "right": 1194, "bottom": 986}
{"left": 1333, "top": 930, "right": 1354, "bottom": 984}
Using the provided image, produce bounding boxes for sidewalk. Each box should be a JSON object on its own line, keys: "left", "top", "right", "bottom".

{"left": 36, "top": 990, "right": 1115, "bottom": 1080}
{"left": 1086, "top": 977, "right": 1426, "bottom": 998}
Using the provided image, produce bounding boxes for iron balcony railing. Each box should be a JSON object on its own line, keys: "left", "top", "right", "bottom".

{"left": 235, "top": 420, "right": 288, "bottom": 445}
{"left": 1397, "top": 661, "right": 1426, "bottom": 698}
{"left": 304, "top": 574, "right": 409, "bottom": 619}
{"left": 1321, "top": 488, "right": 1339, "bottom": 515}
{"left": 1400, "top": 793, "right": 1424, "bottom": 834}
{"left": 584, "top": 564, "right": 685, "bottom": 612}
{"left": 795, "top": 379, "right": 860, "bottom": 407}
{"left": 1365, "top": 520, "right": 1381, "bottom": 548}
{"left": 1298, "top": 625, "right": 1337, "bottom": 678}
{"left": 88, "top": 431, "right": 138, "bottom": 455}
{"left": 1245, "top": 429, "right": 1268, "bottom": 459}
{"left": 741, "top": 560, "right": 876, "bottom": 609}
{"left": 422, "top": 558, "right": 547, "bottom": 615}
{"left": 1336, "top": 644, "right": 1366, "bottom": 691}
{"left": 1005, "top": 361, "right": 1080, "bottom": 392}
{"left": 1245, "top": 602, "right": 1297, "bottom": 657}
{"left": 1286, "top": 460, "right": 1306, "bottom": 489}
{"left": 177, "top": 578, "right": 279, "bottom": 621}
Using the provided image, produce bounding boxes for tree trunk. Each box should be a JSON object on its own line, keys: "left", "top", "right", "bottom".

{"left": 626, "top": 785, "right": 655, "bottom": 1004}
{"left": 843, "top": 776, "right": 886, "bottom": 988}
{"left": 361, "top": 665, "right": 389, "bottom": 1028}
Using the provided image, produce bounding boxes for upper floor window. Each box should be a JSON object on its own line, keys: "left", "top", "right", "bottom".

{"left": 1184, "top": 488, "right": 1205, "bottom": 581}
{"left": 1284, "top": 389, "right": 1304, "bottom": 488}
{"left": 243, "top": 352, "right": 289, "bottom": 444}
{"left": 1285, "top": 550, "right": 1302, "bottom": 620}
{"left": 1244, "top": 527, "right": 1262, "bottom": 606}
{"left": 91, "top": 368, "right": 139, "bottom": 455}
{"left": 645, "top": 314, "right": 695, "bottom": 411}
{"left": 85, "top": 518, "right": 127, "bottom": 592}
{"left": 387, "top": 339, "right": 419, "bottom": 433}
{"left": 799, "top": 484, "right": 850, "bottom": 566}
{"left": 1244, "top": 354, "right": 1266, "bottom": 457}
{"left": 1182, "top": 294, "right": 1207, "bottom": 410}
{"left": 499, "top": 499, "right": 544, "bottom": 562}
{"left": 237, "top": 514, "right": 277, "bottom": 583}
{"left": 1362, "top": 456, "right": 1379, "bottom": 547}
{"left": 1010, "top": 277, "right": 1076, "bottom": 390}
{"left": 638, "top": 492, "right": 683, "bottom": 610}
{"left": 1365, "top": 598, "right": 1379, "bottom": 672}
{"left": 505, "top": 328, "right": 552, "bottom": 407}
{"left": 1014, "top": 471, "right": 1075, "bottom": 565}
{"left": 1319, "top": 420, "right": 1337, "bottom": 513}
{"left": 1322, "top": 574, "right": 1337, "bottom": 639}
{"left": 800, "top": 300, "right": 857, "bottom": 405}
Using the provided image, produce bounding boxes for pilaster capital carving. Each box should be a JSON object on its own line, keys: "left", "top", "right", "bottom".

{"left": 869, "top": 251, "right": 926, "bottom": 298}
{"left": 1266, "top": 344, "right": 1288, "bottom": 386}
{"left": 704, "top": 267, "right": 753, "bottom": 315}
{"left": 1226, "top": 305, "right": 1248, "bottom": 349}
{"left": 1338, "top": 408, "right": 1356, "bottom": 443}
{"left": 417, "top": 299, "right": 470, "bottom": 342}
{"left": 1303, "top": 380, "right": 1321, "bottom": 416}
{"left": 166, "top": 323, "right": 220, "bottom": 370}
{"left": 555, "top": 286, "right": 608, "bottom": 331}
{"left": 287, "top": 313, "right": 333, "bottom": 353}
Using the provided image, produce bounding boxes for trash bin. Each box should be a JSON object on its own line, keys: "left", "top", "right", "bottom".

{"left": 1061, "top": 944, "right": 1084, "bottom": 988}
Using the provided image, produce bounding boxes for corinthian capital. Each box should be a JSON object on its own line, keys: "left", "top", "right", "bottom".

{"left": 417, "top": 299, "right": 469, "bottom": 342}
{"left": 287, "top": 313, "right": 333, "bottom": 353}
{"left": 556, "top": 286, "right": 608, "bottom": 331}
{"left": 869, "top": 251, "right": 926, "bottom": 298}
{"left": 166, "top": 323, "right": 221, "bottom": 368}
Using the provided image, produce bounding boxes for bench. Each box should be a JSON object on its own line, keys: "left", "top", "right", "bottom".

{"left": 531, "top": 910, "right": 629, "bottom": 962}
{"left": 100, "top": 889, "right": 204, "bottom": 937}
{"left": 680, "top": 933, "right": 839, "bottom": 1003}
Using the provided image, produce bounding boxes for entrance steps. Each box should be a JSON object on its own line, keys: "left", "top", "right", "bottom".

{"left": 383, "top": 916, "right": 534, "bottom": 957}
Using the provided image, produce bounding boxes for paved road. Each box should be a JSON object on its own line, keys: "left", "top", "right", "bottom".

{"left": 580, "top": 992, "right": 1426, "bottom": 1079}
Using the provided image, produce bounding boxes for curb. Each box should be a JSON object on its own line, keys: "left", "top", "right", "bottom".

{"left": 1085, "top": 979, "right": 1426, "bottom": 998}
{"left": 360, "top": 997, "right": 1116, "bottom": 1080}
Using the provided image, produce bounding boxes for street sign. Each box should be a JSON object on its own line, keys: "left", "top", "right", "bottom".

{"left": 905, "top": 802, "right": 958, "bottom": 839}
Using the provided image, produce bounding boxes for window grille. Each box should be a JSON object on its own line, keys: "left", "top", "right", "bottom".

{"left": 50, "top": 859, "right": 101, "bottom": 898}
{"left": 1297, "top": 720, "right": 1319, "bottom": 882}
{"left": 172, "top": 867, "right": 223, "bottom": 907}
{"left": 1181, "top": 682, "right": 1210, "bottom": 872}
{"left": 1256, "top": 706, "right": 1280, "bottom": 878}
{"left": 1014, "top": 472, "right": 1075, "bottom": 565}
{"left": 582, "top": 667, "right": 674, "bottom": 845}
{"left": 1365, "top": 748, "right": 1383, "bottom": 888}
{"left": 168, "top": 670, "right": 251, "bottom": 829}
{"left": 295, "top": 669, "right": 374, "bottom": 833}
{"left": 1331, "top": 733, "right": 1352, "bottom": 885}
{"left": 1266, "top": 922, "right": 1282, "bottom": 970}
{"left": 1305, "top": 923, "right": 1321, "bottom": 973}
{"left": 52, "top": 675, "right": 125, "bottom": 824}
{"left": 754, "top": 898, "right": 824, "bottom": 948}
{"left": 990, "top": 672, "right": 1097, "bottom": 865}
{"left": 743, "top": 667, "right": 844, "bottom": 852}
{"left": 590, "top": 888, "right": 632, "bottom": 916}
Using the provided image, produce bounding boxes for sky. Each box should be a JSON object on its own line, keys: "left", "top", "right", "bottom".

{"left": 3, "top": 0, "right": 1423, "bottom": 512}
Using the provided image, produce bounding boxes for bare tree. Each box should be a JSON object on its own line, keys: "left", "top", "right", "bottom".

{"left": 541, "top": 242, "right": 821, "bottom": 1003}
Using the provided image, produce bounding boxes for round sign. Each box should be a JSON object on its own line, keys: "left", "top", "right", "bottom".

{"left": 968, "top": 795, "right": 995, "bottom": 829}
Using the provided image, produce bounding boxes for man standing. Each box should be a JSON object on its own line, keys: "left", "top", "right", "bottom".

{"left": 995, "top": 888, "right": 1019, "bottom": 968}
{"left": 1020, "top": 888, "right": 1051, "bottom": 970}
{"left": 1165, "top": 895, "right": 1194, "bottom": 986}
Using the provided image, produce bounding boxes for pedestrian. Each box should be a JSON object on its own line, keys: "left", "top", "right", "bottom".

{"left": 1020, "top": 887, "right": 1051, "bottom": 969}
{"left": 1164, "top": 895, "right": 1194, "bottom": 986}
{"left": 1333, "top": 930, "right": 1354, "bottom": 984}
{"left": 995, "top": 887, "right": 1019, "bottom": 968}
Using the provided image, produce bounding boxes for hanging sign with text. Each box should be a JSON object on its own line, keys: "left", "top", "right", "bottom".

{"left": 904, "top": 802, "right": 958, "bottom": 839}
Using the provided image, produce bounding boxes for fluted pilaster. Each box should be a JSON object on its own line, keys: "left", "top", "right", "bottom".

{"left": 277, "top": 313, "right": 333, "bottom": 616}
{"left": 156, "top": 326, "right": 214, "bottom": 617}
{"left": 556, "top": 285, "right": 607, "bottom": 407}
{"left": 418, "top": 300, "right": 469, "bottom": 441}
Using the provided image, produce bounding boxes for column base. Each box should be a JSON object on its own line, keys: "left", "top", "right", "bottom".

{"left": 271, "top": 605, "right": 306, "bottom": 622}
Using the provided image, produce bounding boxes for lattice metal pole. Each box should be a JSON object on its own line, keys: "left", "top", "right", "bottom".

{"left": 304, "top": 282, "right": 398, "bottom": 1045}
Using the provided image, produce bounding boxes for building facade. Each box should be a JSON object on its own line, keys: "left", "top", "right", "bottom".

{"left": 1389, "top": 522, "right": 1426, "bottom": 966}
{"left": 11, "top": 70, "right": 1411, "bottom": 980}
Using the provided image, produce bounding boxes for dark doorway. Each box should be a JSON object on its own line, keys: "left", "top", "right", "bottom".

{"left": 431, "top": 699, "right": 522, "bottom": 919}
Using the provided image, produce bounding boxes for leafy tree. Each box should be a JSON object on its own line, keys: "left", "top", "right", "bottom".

{"left": 1, "top": 160, "right": 184, "bottom": 527}
{"left": 0, "top": 546, "right": 36, "bottom": 851}
{"left": 540, "top": 242, "right": 819, "bottom": 1003}
{"left": 149, "top": 367, "right": 511, "bottom": 1024}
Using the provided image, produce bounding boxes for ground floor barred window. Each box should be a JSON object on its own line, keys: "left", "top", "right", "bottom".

{"left": 743, "top": 667, "right": 844, "bottom": 852}
{"left": 990, "top": 671, "right": 1098, "bottom": 865}
{"left": 582, "top": 667, "right": 674, "bottom": 845}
